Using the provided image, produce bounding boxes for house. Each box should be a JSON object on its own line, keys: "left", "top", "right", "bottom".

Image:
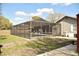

{"left": 52, "top": 16, "right": 77, "bottom": 37}
{"left": 11, "top": 17, "right": 53, "bottom": 38}
{"left": 46, "top": 13, "right": 76, "bottom": 37}
{"left": 11, "top": 14, "right": 77, "bottom": 38}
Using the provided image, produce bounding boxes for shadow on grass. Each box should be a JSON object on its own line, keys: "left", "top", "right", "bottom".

{"left": 25, "top": 38, "right": 73, "bottom": 54}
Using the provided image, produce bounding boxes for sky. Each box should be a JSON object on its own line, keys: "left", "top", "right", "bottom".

{"left": 1, "top": 3, "right": 79, "bottom": 25}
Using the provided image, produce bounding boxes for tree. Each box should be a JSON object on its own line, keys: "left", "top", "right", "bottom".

{"left": 32, "top": 16, "right": 45, "bottom": 21}
{"left": 46, "top": 13, "right": 64, "bottom": 23}
{"left": 0, "top": 16, "right": 12, "bottom": 30}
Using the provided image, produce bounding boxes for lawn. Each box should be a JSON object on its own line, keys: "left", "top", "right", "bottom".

{"left": 0, "top": 35, "right": 31, "bottom": 56}
{"left": 0, "top": 35, "right": 73, "bottom": 56}
{"left": 25, "top": 37, "right": 73, "bottom": 54}
{"left": 0, "top": 35, "right": 27, "bottom": 44}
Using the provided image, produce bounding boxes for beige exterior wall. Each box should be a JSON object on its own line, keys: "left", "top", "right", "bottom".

{"left": 60, "top": 17, "right": 77, "bottom": 36}
{"left": 52, "top": 24, "right": 61, "bottom": 36}
{"left": 52, "top": 17, "right": 76, "bottom": 36}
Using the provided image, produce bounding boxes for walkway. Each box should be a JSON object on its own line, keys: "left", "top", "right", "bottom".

{"left": 37, "top": 44, "right": 78, "bottom": 56}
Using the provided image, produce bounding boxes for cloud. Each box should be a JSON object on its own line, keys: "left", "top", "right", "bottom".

{"left": 30, "top": 8, "right": 54, "bottom": 16}
{"left": 63, "top": 3, "right": 72, "bottom": 6}
{"left": 52, "top": 3, "right": 72, "bottom": 6}
{"left": 13, "top": 17, "right": 27, "bottom": 25}
{"left": 30, "top": 12, "right": 42, "bottom": 16}
{"left": 14, "top": 17, "right": 23, "bottom": 20}
{"left": 15, "top": 8, "right": 54, "bottom": 17}
{"left": 13, "top": 8, "right": 54, "bottom": 25}
{"left": 37, "top": 8, "right": 54, "bottom": 13}
{"left": 15, "top": 11, "right": 27, "bottom": 16}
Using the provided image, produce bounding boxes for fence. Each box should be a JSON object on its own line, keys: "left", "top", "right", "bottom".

{"left": 0, "top": 30, "right": 10, "bottom": 36}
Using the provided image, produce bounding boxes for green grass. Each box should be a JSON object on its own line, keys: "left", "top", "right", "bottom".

{"left": 0, "top": 35, "right": 29, "bottom": 56}
{"left": 0, "top": 35, "right": 26, "bottom": 44}
{"left": 2, "top": 44, "right": 28, "bottom": 56}
{"left": 25, "top": 38, "right": 72, "bottom": 54}
{"left": 0, "top": 35, "right": 73, "bottom": 55}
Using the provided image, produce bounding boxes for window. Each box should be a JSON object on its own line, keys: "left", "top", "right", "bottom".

{"left": 70, "top": 24, "right": 73, "bottom": 32}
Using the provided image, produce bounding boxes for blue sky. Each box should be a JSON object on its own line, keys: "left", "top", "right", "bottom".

{"left": 1, "top": 3, "right": 79, "bottom": 25}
